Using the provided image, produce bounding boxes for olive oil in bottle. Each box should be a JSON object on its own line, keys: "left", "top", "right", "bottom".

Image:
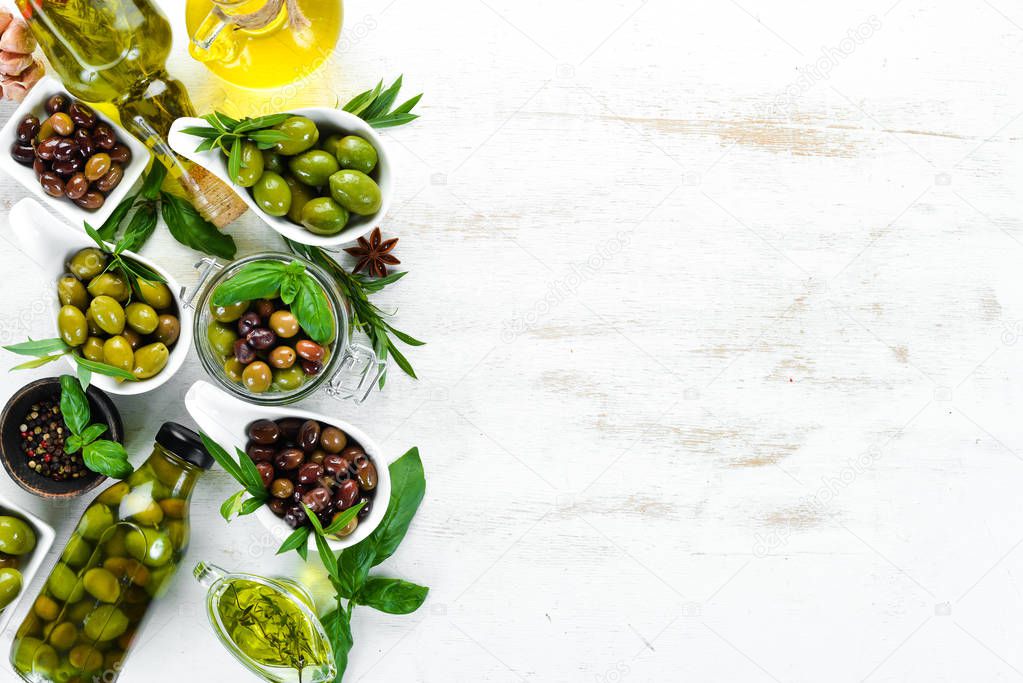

{"left": 9, "top": 424, "right": 214, "bottom": 683}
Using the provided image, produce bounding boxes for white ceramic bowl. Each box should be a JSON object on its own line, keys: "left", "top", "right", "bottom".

{"left": 0, "top": 76, "right": 150, "bottom": 228}
{"left": 184, "top": 380, "right": 391, "bottom": 552}
{"left": 0, "top": 491, "right": 55, "bottom": 633}
{"left": 167, "top": 108, "right": 393, "bottom": 247}
{"left": 8, "top": 198, "right": 193, "bottom": 396}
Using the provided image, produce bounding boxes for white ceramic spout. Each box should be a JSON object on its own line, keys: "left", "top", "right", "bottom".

{"left": 6, "top": 198, "right": 194, "bottom": 396}
{"left": 184, "top": 380, "right": 391, "bottom": 551}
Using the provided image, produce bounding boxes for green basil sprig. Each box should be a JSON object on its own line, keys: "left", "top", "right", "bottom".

{"left": 212, "top": 260, "right": 334, "bottom": 345}
{"left": 4, "top": 338, "right": 136, "bottom": 387}
{"left": 58, "top": 375, "right": 133, "bottom": 479}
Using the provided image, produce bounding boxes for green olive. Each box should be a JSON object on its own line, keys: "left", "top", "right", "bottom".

{"left": 96, "top": 481, "right": 129, "bottom": 506}
{"left": 47, "top": 562, "right": 85, "bottom": 602}
{"left": 288, "top": 149, "right": 339, "bottom": 187}
{"left": 285, "top": 175, "right": 317, "bottom": 225}
{"left": 61, "top": 534, "right": 93, "bottom": 569}
{"left": 86, "top": 272, "right": 130, "bottom": 302}
{"left": 269, "top": 310, "right": 300, "bottom": 338}
{"left": 165, "top": 519, "right": 187, "bottom": 550}
{"left": 235, "top": 140, "right": 265, "bottom": 188}
{"left": 57, "top": 274, "right": 89, "bottom": 309}
{"left": 12, "top": 637, "right": 57, "bottom": 676}
{"left": 271, "top": 364, "right": 306, "bottom": 391}
{"left": 57, "top": 305, "right": 88, "bottom": 347}
{"left": 102, "top": 336, "right": 134, "bottom": 375}
{"left": 335, "top": 135, "right": 378, "bottom": 174}
{"left": 0, "top": 553, "right": 18, "bottom": 569}
{"left": 137, "top": 279, "right": 173, "bottom": 310}
{"left": 145, "top": 563, "right": 176, "bottom": 599}
{"left": 320, "top": 133, "right": 343, "bottom": 157}
{"left": 83, "top": 567, "right": 120, "bottom": 604}
{"left": 207, "top": 321, "right": 239, "bottom": 356}
{"left": 67, "top": 248, "right": 107, "bottom": 280}
{"left": 82, "top": 337, "right": 105, "bottom": 363}
{"left": 329, "top": 169, "right": 382, "bottom": 215}
{"left": 48, "top": 622, "right": 77, "bottom": 652}
{"left": 0, "top": 567, "right": 22, "bottom": 610}
{"left": 132, "top": 342, "right": 169, "bottom": 379}
{"left": 89, "top": 296, "right": 125, "bottom": 335}
{"left": 224, "top": 356, "right": 244, "bottom": 382}
{"left": 125, "top": 527, "right": 173, "bottom": 567}
{"left": 76, "top": 504, "right": 114, "bottom": 541}
{"left": 0, "top": 516, "right": 36, "bottom": 555}
{"left": 103, "top": 528, "right": 128, "bottom": 558}
{"left": 209, "top": 299, "right": 249, "bottom": 323}
{"left": 121, "top": 491, "right": 164, "bottom": 526}
{"left": 69, "top": 644, "right": 104, "bottom": 671}
{"left": 300, "top": 196, "right": 349, "bottom": 236}
{"left": 153, "top": 314, "right": 180, "bottom": 346}
{"left": 253, "top": 171, "right": 292, "bottom": 217}
{"left": 272, "top": 115, "right": 319, "bottom": 155}
{"left": 82, "top": 605, "right": 129, "bottom": 641}
{"left": 242, "top": 360, "right": 273, "bottom": 393}
{"left": 65, "top": 600, "right": 93, "bottom": 624}
{"left": 125, "top": 302, "right": 159, "bottom": 334}
{"left": 262, "top": 149, "right": 286, "bottom": 174}
{"left": 85, "top": 307, "right": 102, "bottom": 336}
{"left": 34, "top": 595, "right": 59, "bottom": 620}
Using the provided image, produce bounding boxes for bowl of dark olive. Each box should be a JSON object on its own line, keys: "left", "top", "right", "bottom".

{"left": 0, "top": 492, "right": 56, "bottom": 633}
{"left": 185, "top": 381, "right": 390, "bottom": 550}
{"left": 10, "top": 198, "right": 193, "bottom": 396}
{"left": 0, "top": 77, "right": 149, "bottom": 227}
{"left": 0, "top": 377, "right": 123, "bottom": 498}
{"left": 185, "top": 251, "right": 383, "bottom": 405}
{"left": 168, "top": 108, "right": 392, "bottom": 247}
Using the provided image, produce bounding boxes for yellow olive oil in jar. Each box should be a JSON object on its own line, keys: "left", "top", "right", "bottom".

{"left": 9, "top": 424, "right": 214, "bottom": 683}
{"left": 186, "top": 0, "right": 343, "bottom": 89}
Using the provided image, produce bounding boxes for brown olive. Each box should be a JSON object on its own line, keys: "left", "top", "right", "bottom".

{"left": 93, "top": 123, "right": 116, "bottom": 149}
{"left": 16, "top": 115, "right": 39, "bottom": 143}
{"left": 255, "top": 463, "right": 274, "bottom": 487}
{"left": 336, "top": 479, "right": 360, "bottom": 509}
{"left": 32, "top": 157, "right": 46, "bottom": 176}
{"left": 245, "top": 327, "right": 276, "bottom": 350}
{"left": 295, "top": 340, "right": 325, "bottom": 362}
{"left": 153, "top": 315, "right": 180, "bottom": 346}
{"left": 301, "top": 359, "right": 323, "bottom": 376}
{"left": 68, "top": 101, "right": 97, "bottom": 128}
{"left": 65, "top": 172, "right": 89, "bottom": 200}
{"left": 270, "top": 479, "right": 294, "bottom": 499}
{"left": 332, "top": 516, "right": 359, "bottom": 537}
{"left": 355, "top": 457, "right": 378, "bottom": 491}
{"left": 53, "top": 138, "right": 78, "bottom": 162}
{"left": 276, "top": 418, "right": 303, "bottom": 438}
{"left": 35, "top": 137, "right": 59, "bottom": 160}
{"left": 45, "top": 94, "right": 69, "bottom": 115}
{"left": 283, "top": 505, "right": 307, "bottom": 529}
{"left": 48, "top": 112, "right": 74, "bottom": 136}
{"left": 323, "top": 454, "right": 350, "bottom": 477}
{"left": 253, "top": 299, "right": 275, "bottom": 319}
{"left": 108, "top": 144, "right": 132, "bottom": 165}
{"left": 237, "top": 312, "right": 260, "bottom": 337}
{"left": 94, "top": 164, "right": 124, "bottom": 192}
{"left": 122, "top": 328, "right": 142, "bottom": 350}
{"left": 356, "top": 496, "right": 372, "bottom": 520}
{"left": 274, "top": 448, "right": 304, "bottom": 471}
{"left": 268, "top": 498, "right": 287, "bottom": 516}
{"left": 309, "top": 449, "right": 326, "bottom": 466}
{"left": 40, "top": 172, "right": 64, "bottom": 197}
{"left": 297, "top": 463, "right": 324, "bottom": 486}
{"left": 320, "top": 427, "right": 347, "bottom": 454}
{"left": 74, "top": 192, "right": 105, "bottom": 210}
{"left": 247, "top": 420, "right": 281, "bottom": 445}
{"left": 246, "top": 443, "right": 275, "bottom": 463}
{"left": 302, "top": 487, "right": 332, "bottom": 513}
{"left": 52, "top": 158, "right": 82, "bottom": 177}
{"left": 269, "top": 346, "right": 296, "bottom": 369}
{"left": 9, "top": 141, "right": 33, "bottom": 165}
{"left": 297, "top": 420, "right": 320, "bottom": 452}
{"left": 233, "top": 339, "right": 256, "bottom": 364}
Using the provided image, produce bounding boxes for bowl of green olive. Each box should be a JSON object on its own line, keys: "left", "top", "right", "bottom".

{"left": 168, "top": 108, "right": 392, "bottom": 248}
{"left": 184, "top": 252, "right": 384, "bottom": 405}
{"left": 9, "top": 199, "right": 192, "bottom": 396}
{"left": 0, "top": 493, "right": 56, "bottom": 634}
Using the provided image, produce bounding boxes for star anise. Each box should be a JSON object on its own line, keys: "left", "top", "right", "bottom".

{"left": 343, "top": 228, "right": 400, "bottom": 278}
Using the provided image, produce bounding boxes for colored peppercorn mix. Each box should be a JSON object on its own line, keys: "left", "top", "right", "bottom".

{"left": 17, "top": 395, "right": 87, "bottom": 480}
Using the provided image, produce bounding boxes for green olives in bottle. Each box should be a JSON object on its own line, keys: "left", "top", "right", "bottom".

{"left": 235, "top": 140, "right": 265, "bottom": 188}
{"left": 89, "top": 296, "right": 126, "bottom": 335}
{"left": 288, "top": 149, "right": 339, "bottom": 187}
{"left": 329, "top": 169, "right": 383, "bottom": 215}
{"left": 252, "top": 171, "right": 292, "bottom": 217}
{"left": 132, "top": 343, "right": 169, "bottom": 380}
{"left": 300, "top": 197, "right": 349, "bottom": 236}
{"left": 57, "top": 274, "right": 88, "bottom": 309}
{"left": 67, "top": 247, "right": 107, "bottom": 280}
{"left": 86, "top": 272, "right": 130, "bottom": 302}
{"left": 335, "top": 135, "right": 378, "bottom": 174}
{"left": 125, "top": 302, "right": 159, "bottom": 335}
{"left": 58, "top": 305, "right": 88, "bottom": 347}
{"left": 272, "top": 115, "right": 319, "bottom": 155}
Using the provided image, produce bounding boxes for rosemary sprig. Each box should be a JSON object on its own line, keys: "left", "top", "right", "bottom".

{"left": 180, "top": 113, "right": 292, "bottom": 184}
{"left": 341, "top": 75, "right": 422, "bottom": 129}
{"left": 285, "top": 239, "right": 423, "bottom": 388}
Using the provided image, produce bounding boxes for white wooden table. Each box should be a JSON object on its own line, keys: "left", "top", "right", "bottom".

{"left": 1, "top": 0, "right": 1022, "bottom": 680}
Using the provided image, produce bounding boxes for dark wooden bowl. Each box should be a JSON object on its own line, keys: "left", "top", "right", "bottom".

{"left": 0, "top": 378, "right": 123, "bottom": 498}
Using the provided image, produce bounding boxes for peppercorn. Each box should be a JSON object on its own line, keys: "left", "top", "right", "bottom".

{"left": 17, "top": 396, "right": 88, "bottom": 480}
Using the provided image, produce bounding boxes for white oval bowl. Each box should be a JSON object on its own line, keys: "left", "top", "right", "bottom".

{"left": 167, "top": 108, "right": 393, "bottom": 247}
{"left": 0, "top": 76, "right": 150, "bottom": 229}
{"left": 0, "top": 491, "right": 56, "bottom": 634}
{"left": 184, "top": 380, "right": 390, "bottom": 552}
{"left": 8, "top": 198, "right": 193, "bottom": 396}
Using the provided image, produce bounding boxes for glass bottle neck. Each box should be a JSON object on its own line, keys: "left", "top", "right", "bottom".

{"left": 144, "top": 443, "right": 203, "bottom": 499}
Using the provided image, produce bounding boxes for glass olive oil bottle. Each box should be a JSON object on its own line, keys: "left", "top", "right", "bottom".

{"left": 14, "top": 0, "right": 247, "bottom": 227}
{"left": 10, "top": 424, "right": 214, "bottom": 683}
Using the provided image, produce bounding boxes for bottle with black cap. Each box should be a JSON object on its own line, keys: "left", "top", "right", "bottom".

{"left": 10, "top": 422, "right": 214, "bottom": 683}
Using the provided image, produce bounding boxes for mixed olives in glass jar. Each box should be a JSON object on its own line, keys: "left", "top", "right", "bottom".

{"left": 207, "top": 293, "right": 330, "bottom": 395}
{"left": 241, "top": 116, "right": 383, "bottom": 236}
{"left": 57, "top": 247, "right": 181, "bottom": 381}
{"left": 245, "top": 418, "right": 377, "bottom": 536}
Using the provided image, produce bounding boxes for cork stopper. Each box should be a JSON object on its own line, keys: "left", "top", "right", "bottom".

{"left": 179, "top": 164, "right": 248, "bottom": 229}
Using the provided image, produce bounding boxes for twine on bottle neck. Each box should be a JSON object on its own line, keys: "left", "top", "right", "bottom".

{"left": 213, "top": 0, "right": 311, "bottom": 32}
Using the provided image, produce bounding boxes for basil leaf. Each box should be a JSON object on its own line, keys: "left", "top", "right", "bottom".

{"left": 293, "top": 277, "right": 333, "bottom": 344}
{"left": 279, "top": 275, "right": 299, "bottom": 305}
{"left": 72, "top": 356, "right": 137, "bottom": 382}
{"left": 220, "top": 490, "right": 247, "bottom": 522}
{"left": 160, "top": 192, "right": 237, "bottom": 259}
{"left": 65, "top": 435, "right": 81, "bottom": 454}
{"left": 4, "top": 338, "right": 70, "bottom": 357}
{"left": 78, "top": 423, "right": 107, "bottom": 447}
{"left": 277, "top": 526, "right": 311, "bottom": 555}
{"left": 321, "top": 606, "right": 353, "bottom": 682}
{"left": 139, "top": 161, "right": 167, "bottom": 201}
{"left": 95, "top": 196, "right": 135, "bottom": 241}
{"left": 354, "top": 577, "right": 428, "bottom": 615}
{"left": 212, "top": 262, "right": 285, "bottom": 306}
{"left": 337, "top": 540, "right": 375, "bottom": 599}
{"left": 118, "top": 202, "right": 158, "bottom": 254}
{"left": 76, "top": 363, "right": 91, "bottom": 390}
{"left": 59, "top": 374, "right": 90, "bottom": 434}
{"left": 369, "top": 447, "right": 425, "bottom": 567}
{"left": 82, "top": 440, "right": 133, "bottom": 479}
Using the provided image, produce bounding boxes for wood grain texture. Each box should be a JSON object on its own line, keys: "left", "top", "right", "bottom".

{"left": 0, "top": 0, "right": 1022, "bottom": 681}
